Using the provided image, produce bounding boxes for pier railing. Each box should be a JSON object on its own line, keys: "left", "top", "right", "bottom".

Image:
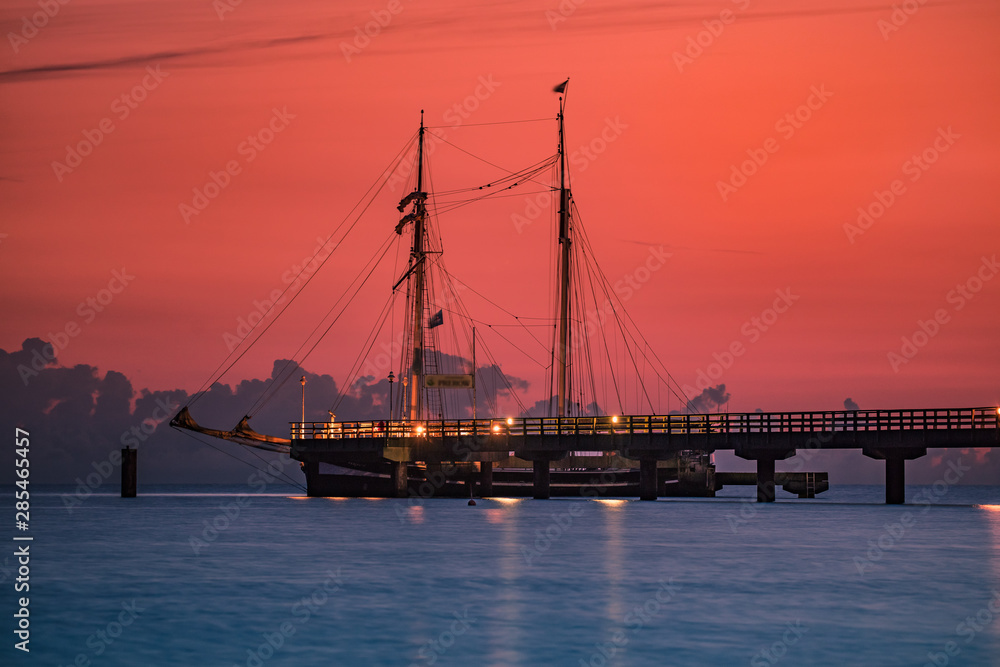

{"left": 291, "top": 407, "right": 999, "bottom": 439}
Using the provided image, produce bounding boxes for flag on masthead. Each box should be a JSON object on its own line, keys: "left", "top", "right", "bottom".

{"left": 553, "top": 79, "right": 569, "bottom": 94}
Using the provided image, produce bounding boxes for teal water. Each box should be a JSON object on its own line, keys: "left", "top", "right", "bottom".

{"left": 3, "top": 485, "right": 1000, "bottom": 666}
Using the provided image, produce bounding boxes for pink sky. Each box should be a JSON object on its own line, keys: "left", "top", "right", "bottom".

{"left": 2, "top": 0, "right": 998, "bottom": 414}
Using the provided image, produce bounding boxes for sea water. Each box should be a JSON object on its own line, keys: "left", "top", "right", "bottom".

{"left": 3, "top": 484, "right": 1000, "bottom": 666}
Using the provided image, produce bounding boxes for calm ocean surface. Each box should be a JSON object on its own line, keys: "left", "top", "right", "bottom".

{"left": 4, "top": 484, "right": 1000, "bottom": 666}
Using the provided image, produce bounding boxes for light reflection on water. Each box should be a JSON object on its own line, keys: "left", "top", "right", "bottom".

{"left": 12, "top": 486, "right": 1000, "bottom": 666}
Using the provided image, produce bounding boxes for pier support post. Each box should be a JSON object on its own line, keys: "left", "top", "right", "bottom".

{"left": 479, "top": 461, "right": 493, "bottom": 497}
{"left": 639, "top": 459, "right": 658, "bottom": 501}
{"left": 121, "top": 447, "right": 137, "bottom": 498}
{"left": 756, "top": 457, "right": 775, "bottom": 503}
{"left": 863, "top": 447, "right": 925, "bottom": 505}
{"left": 533, "top": 460, "right": 550, "bottom": 500}
{"left": 885, "top": 455, "right": 905, "bottom": 505}
{"left": 735, "top": 448, "right": 794, "bottom": 503}
{"left": 391, "top": 461, "right": 408, "bottom": 498}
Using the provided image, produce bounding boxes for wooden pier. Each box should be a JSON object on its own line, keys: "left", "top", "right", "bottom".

{"left": 290, "top": 407, "right": 999, "bottom": 503}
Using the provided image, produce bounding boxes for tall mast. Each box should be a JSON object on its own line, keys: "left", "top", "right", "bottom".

{"left": 408, "top": 111, "right": 427, "bottom": 421}
{"left": 555, "top": 91, "right": 571, "bottom": 418}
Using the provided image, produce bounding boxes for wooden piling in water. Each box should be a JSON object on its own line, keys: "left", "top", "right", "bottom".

{"left": 121, "top": 447, "right": 137, "bottom": 498}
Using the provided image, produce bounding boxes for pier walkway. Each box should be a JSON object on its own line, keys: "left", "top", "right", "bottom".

{"left": 290, "top": 407, "right": 999, "bottom": 503}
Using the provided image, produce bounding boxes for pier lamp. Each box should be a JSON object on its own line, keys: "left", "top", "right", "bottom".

{"left": 300, "top": 375, "right": 306, "bottom": 426}
{"left": 387, "top": 371, "right": 394, "bottom": 422}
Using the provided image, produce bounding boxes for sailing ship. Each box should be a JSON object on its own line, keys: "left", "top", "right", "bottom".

{"left": 171, "top": 83, "right": 825, "bottom": 499}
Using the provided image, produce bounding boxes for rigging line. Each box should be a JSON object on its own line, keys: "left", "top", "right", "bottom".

{"left": 424, "top": 117, "right": 553, "bottom": 128}
{"left": 431, "top": 189, "right": 555, "bottom": 205}
{"left": 331, "top": 290, "right": 396, "bottom": 414}
{"left": 188, "top": 130, "right": 418, "bottom": 410}
{"left": 428, "top": 164, "right": 559, "bottom": 217}
{"left": 171, "top": 427, "right": 307, "bottom": 492}
{"left": 570, "top": 202, "right": 689, "bottom": 406}
{"left": 580, "top": 240, "right": 622, "bottom": 413}
{"left": 577, "top": 228, "right": 654, "bottom": 413}
{"left": 247, "top": 231, "right": 399, "bottom": 416}
{"left": 429, "top": 132, "right": 556, "bottom": 189}
{"left": 250, "top": 231, "right": 397, "bottom": 416}
{"left": 240, "top": 438, "right": 310, "bottom": 491}
{"left": 573, "top": 215, "right": 672, "bottom": 412}
{"left": 430, "top": 155, "right": 558, "bottom": 196}
{"left": 439, "top": 270, "right": 551, "bottom": 352}
{"left": 479, "top": 324, "right": 548, "bottom": 369}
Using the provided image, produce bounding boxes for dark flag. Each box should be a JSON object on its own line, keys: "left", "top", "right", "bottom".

{"left": 553, "top": 79, "right": 569, "bottom": 94}
{"left": 428, "top": 310, "right": 444, "bottom": 328}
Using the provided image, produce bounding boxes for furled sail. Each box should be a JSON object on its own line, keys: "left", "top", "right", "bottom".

{"left": 171, "top": 407, "right": 291, "bottom": 454}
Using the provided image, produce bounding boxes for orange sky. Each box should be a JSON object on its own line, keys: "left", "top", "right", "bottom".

{"left": 2, "top": 0, "right": 998, "bottom": 414}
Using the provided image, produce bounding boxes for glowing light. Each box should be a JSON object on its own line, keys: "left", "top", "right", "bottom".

{"left": 493, "top": 424, "right": 501, "bottom": 433}
{"left": 325, "top": 497, "right": 350, "bottom": 501}
{"left": 287, "top": 496, "right": 310, "bottom": 500}
{"left": 594, "top": 498, "right": 627, "bottom": 506}
{"left": 506, "top": 417, "right": 514, "bottom": 426}
{"left": 415, "top": 424, "right": 425, "bottom": 434}
{"left": 977, "top": 504, "right": 1000, "bottom": 512}
{"left": 612, "top": 415, "right": 618, "bottom": 423}
{"left": 491, "top": 497, "right": 522, "bottom": 504}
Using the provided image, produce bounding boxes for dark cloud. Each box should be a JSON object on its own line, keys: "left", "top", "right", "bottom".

{"left": 844, "top": 397, "right": 860, "bottom": 411}
{"left": 4, "top": 339, "right": 997, "bottom": 488}
{"left": 674, "top": 384, "right": 731, "bottom": 414}
{"left": 0, "top": 339, "right": 535, "bottom": 486}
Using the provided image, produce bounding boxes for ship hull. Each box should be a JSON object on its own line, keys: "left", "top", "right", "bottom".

{"left": 301, "top": 462, "right": 718, "bottom": 498}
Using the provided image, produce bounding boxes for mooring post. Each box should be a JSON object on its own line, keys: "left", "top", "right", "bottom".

{"left": 639, "top": 459, "right": 658, "bottom": 501}
{"left": 756, "top": 457, "right": 776, "bottom": 503}
{"left": 479, "top": 461, "right": 493, "bottom": 497}
{"left": 121, "top": 447, "right": 137, "bottom": 498}
{"left": 533, "top": 460, "right": 550, "bottom": 499}
{"left": 391, "top": 461, "right": 408, "bottom": 498}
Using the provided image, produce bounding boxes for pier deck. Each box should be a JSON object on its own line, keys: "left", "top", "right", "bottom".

{"left": 290, "top": 407, "right": 999, "bottom": 503}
